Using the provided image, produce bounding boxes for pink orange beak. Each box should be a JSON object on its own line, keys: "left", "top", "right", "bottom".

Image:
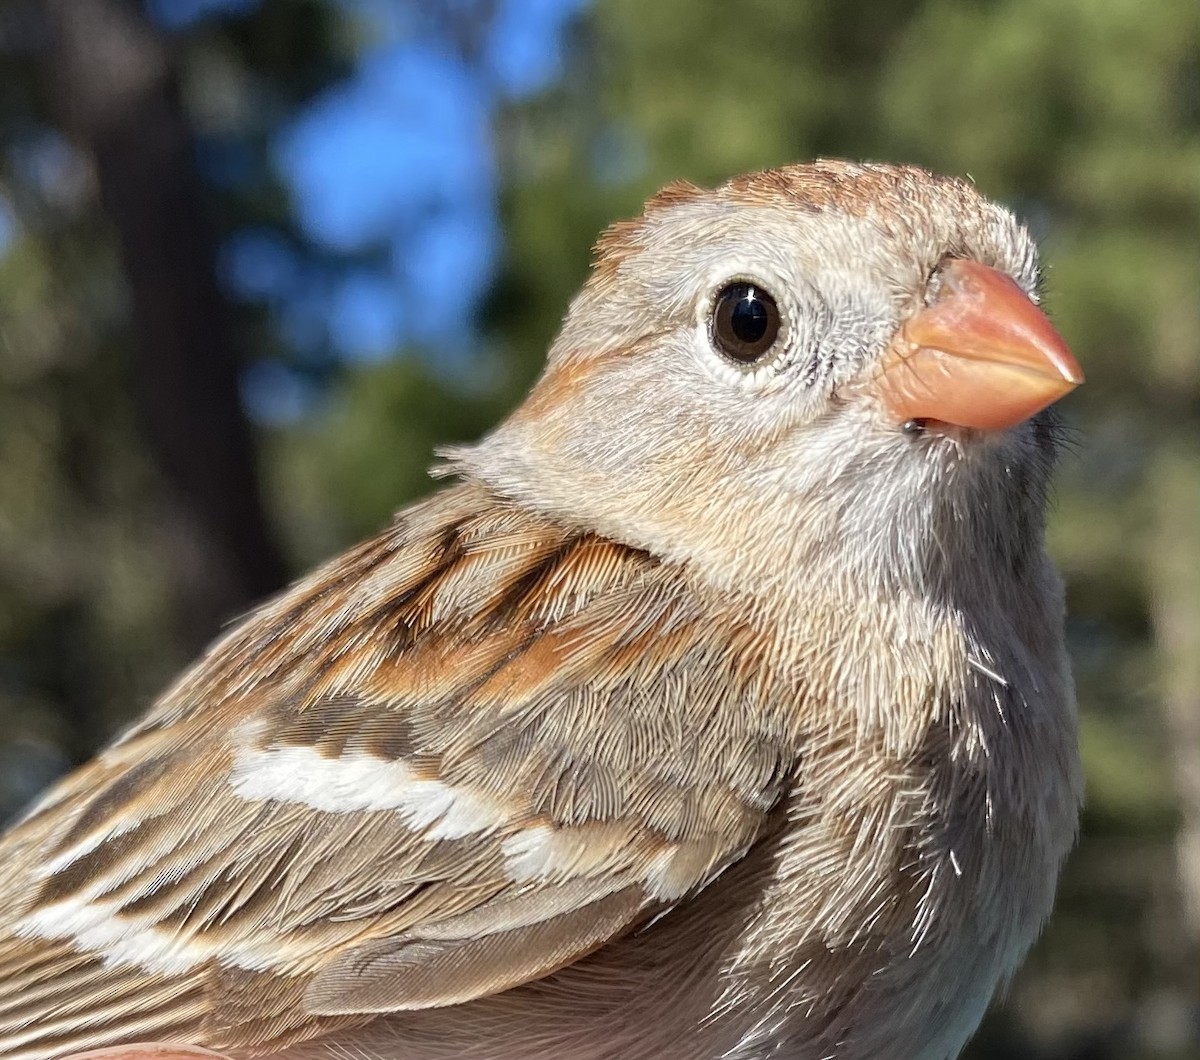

{"left": 868, "top": 259, "right": 1083, "bottom": 431}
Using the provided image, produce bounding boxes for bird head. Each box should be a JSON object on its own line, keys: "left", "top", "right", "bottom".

{"left": 448, "top": 161, "right": 1082, "bottom": 604}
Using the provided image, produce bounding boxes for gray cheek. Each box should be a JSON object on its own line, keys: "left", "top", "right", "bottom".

{"left": 802, "top": 294, "right": 896, "bottom": 390}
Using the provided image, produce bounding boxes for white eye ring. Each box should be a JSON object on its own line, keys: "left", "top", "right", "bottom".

{"left": 695, "top": 268, "right": 798, "bottom": 390}
{"left": 710, "top": 282, "right": 783, "bottom": 365}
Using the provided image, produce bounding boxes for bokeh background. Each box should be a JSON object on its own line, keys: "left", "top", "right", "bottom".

{"left": 0, "top": 0, "right": 1197, "bottom": 1056}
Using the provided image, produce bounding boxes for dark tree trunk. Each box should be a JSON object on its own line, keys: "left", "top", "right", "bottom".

{"left": 42, "top": 0, "right": 286, "bottom": 651}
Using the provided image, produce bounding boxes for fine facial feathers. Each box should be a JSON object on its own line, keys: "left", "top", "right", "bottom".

{"left": 0, "top": 160, "right": 1083, "bottom": 1060}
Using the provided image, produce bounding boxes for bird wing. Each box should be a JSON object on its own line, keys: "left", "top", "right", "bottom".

{"left": 0, "top": 482, "right": 796, "bottom": 1059}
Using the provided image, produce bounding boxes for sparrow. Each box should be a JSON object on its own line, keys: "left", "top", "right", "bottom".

{"left": 0, "top": 160, "right": 1084, "bottom": 1060}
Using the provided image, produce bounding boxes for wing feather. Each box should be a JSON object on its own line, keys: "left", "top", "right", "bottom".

{"left": 0, "top": 483, "right": 797, "bottom": 1058}
{"left": 306, "top": 887, "right": 646, "bottom": 1015}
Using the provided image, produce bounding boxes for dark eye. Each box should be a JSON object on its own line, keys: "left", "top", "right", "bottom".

{"left": 711, "top": 282, "right": 782, "bottom": 364}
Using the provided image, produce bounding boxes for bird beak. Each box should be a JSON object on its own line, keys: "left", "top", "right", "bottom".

{"left": 866, "top": 259, "right": 1083, "bottom": 431}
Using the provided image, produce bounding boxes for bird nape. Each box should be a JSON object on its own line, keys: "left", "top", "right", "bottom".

{"left": 0, "top": 160, "right": 1083, "bottom": 1060}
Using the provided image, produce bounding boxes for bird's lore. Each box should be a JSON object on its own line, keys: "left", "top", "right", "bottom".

{"left": 0, "top": 160, "right": 1083, "bottom": 1060}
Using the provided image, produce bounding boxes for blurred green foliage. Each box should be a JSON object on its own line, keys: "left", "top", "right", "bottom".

{"left": 0, "top": 0, "right": 1197, "bottom": 1057}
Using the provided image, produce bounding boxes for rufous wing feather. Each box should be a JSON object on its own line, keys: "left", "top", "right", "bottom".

{"left": 0, "top": 482, "right": 796, "bottom": 1059}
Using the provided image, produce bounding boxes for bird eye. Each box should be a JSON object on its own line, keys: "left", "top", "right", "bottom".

{"left": 710, "top": 282, "right": 782, "bottom": 364}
